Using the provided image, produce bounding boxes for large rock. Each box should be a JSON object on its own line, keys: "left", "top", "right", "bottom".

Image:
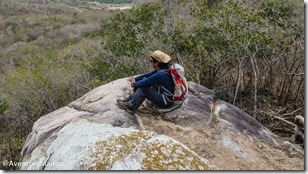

{"left": 20, "top": 78, "right": 217, "bottom": 170}
{"left": 22, "top": 120, "right": 215, "bottom": 170}
{"left": 20, "top": 77, "right": 304, "bottom": 170}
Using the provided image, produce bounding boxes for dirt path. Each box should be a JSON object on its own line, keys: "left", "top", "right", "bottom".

{"left": 136, "top": 111, "right": 304, "bottom": 170}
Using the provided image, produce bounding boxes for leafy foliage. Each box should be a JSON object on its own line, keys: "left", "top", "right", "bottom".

{"left": 0, "top": 102, "right": 9, "bottom": 115}
{"left": 98, "top": 0, "right": 303, "bottom": 121}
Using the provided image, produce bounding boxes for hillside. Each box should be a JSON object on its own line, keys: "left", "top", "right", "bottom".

{"left": 0, "top": 0, "right": 304, "bottom": 170}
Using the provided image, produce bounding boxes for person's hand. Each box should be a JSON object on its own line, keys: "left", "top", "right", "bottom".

{"left": 130, "top": 79, "right": 136, "bottom": 87}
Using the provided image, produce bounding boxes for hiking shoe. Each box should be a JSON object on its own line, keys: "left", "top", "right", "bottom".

{"left": 117, "top": 98, "right": 130, "bottom": 102}
{"left": 117, "top": 100, "right": 134, "bottom": 113}
{"left": 117, "top": 95, "right": 133, "bottom": 102}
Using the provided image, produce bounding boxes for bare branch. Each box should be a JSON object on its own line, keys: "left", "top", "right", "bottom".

{"left": 259, "top": 110, "right": 296, "bottom": 127}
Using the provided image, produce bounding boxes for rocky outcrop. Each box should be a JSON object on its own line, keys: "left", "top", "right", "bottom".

{"left": 19, "top": 78, "right": 217, "bottom": 170}
{"left": 19, "top": 77, "right": 303, "bottom": 170}
{"left": 24, "top": 120, "right": 215, "bottom": 170}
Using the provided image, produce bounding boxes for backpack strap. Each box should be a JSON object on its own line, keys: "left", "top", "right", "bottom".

{"left": 158, "top": 85, "right": 174, "bottom": 103}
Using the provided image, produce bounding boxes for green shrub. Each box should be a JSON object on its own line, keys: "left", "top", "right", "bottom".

{"left": 0, "top": 102, "right": 9, "bottom": 115}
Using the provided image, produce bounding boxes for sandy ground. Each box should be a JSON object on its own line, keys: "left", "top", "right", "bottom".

{"left": 136, "top": 110, "right": 304, "bottom": 170}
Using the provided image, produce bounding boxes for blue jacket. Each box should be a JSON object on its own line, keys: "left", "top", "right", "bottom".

{"left": 134, "top": 70, "right": 174, "bottom": 94}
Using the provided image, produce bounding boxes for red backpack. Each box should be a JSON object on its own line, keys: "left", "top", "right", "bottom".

{"left": 169, "top": 63, "right": 188, "bottom": 101}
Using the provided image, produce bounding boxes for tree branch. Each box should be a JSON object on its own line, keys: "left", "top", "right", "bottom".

{"left": 259, "top": 110, "right": 296, "bottom": 127}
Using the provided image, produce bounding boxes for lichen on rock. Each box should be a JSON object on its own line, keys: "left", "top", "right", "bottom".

{"left": 79, "top": 126, "right": 216, "bottom": 170}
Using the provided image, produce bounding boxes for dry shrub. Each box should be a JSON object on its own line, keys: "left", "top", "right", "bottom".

{"left": 27, "top": 27, "right": 47, "bottom": 41}
{"left": 60, "top": 23, "right": 101, "bottom": 37}
{"left": 31, "top": 35, "right": 64, "bottom": 48}
{"left": 0, "top": 31, "right": 13, "bottom": 47}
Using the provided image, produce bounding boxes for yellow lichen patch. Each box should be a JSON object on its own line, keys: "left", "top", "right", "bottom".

{"left": 140, "top": 138, "right": 215, "bottom": 170}
{"left": 79, "top": 130, "right": 217, "bottom": 170}
{"left": 87, "top": 106, "right": 93, "bottom": 110}
{"left": 81, "top": 130, "right": 156, "bottom": 170}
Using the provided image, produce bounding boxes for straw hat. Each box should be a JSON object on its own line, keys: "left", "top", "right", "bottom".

{"left": 149, "top": 50, "right": 171, "bottom": 63}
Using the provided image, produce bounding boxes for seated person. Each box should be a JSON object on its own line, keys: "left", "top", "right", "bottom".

{"left": 117, "top": 50, "right": 174, "bottom": 112}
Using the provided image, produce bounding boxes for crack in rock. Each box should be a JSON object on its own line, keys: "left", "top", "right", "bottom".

{"left": 42, "top": 152, "right": 55, "bottom": 170}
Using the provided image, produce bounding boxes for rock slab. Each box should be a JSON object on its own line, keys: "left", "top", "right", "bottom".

{"left": 20, "top": 77, "right": 279, "bottom": 170}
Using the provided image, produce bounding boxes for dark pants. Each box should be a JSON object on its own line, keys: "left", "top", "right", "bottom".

{"left": 130, "top": 84, "right": 173, "bottom": 111}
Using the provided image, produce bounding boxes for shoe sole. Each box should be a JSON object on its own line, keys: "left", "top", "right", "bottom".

{"left": 117, "top": 99, "right": 130, "bottom": 102}
{"left": 117, "top": 103, "right": 134, "bottom": 114}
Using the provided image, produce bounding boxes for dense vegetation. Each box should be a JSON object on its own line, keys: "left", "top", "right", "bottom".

{"left": 98, "top": 0, "right": 303, "bottom": 116}
{"left": 0, "top": 0, "right": 115, "bottom": 169}
{"left": 0, "top": 0, "right": 304, "bottom": 170}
